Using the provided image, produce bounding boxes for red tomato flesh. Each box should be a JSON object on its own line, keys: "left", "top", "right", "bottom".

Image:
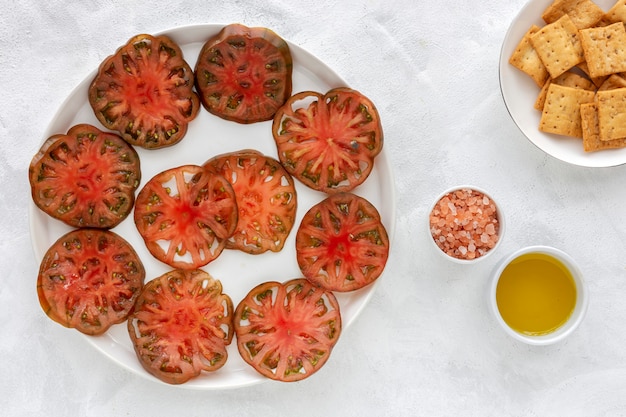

{"left": 37, "top": 228, "right": 145, "bottom": 335}
{"left": 203, "top": 149, "right": 297, "bottom": 254}
{"left": 234, "top": 278, "right": 341, "bottom": 382}
{"left": 89, "top": 34, "right": 199, "bottom": 149}
{"left": 296, "top": 193, "right": 389, "bottom": 292}
{"left": 133, "top": 165, "right": 238, "bottom": 269}
{"left": 195, "top": 24, "right": 293, "bottom": 124}
{"left": 128, "top": 269, "right": 233, "bottom": 385}
{"left": 29, "top": 124, "right": 141, "bottom": 229}
{"left": 273, "top": 87, "right": 383, "bottom": 193}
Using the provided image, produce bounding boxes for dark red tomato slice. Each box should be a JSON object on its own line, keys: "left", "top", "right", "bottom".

{"left": 195, "top": 24, "right": 293, "bottom": 124}
{"left": 37, "top": 228, "right": 145, "bottom": 335}
{"left": 296, "top": 193, "right": 389, "bottom": 292}
{"left": 203, "top": 149, "right": 297, "bottom": 254}
{"left": 88, "top": 34, "right": 200, "bottom": 149}
{"left": 234, "top": 278, "right": 341, "bottom": 382}
{"left": 29, "top": 124, "right": 141, "bottom": 229}
{"left": 133, "top": 165, "right": 238, "bottom": 269}
{"left": 128, "top": 269, "right": 233, "bottom": 385}
{"left": 273, "top": 87, "right": 384, "bottom": 193}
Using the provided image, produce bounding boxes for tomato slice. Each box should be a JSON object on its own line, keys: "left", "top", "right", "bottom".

{"left": 29, "top": 124, "right": 141, "bottom": 229}
{"left": 88, "top": 34, "right": 200, "bottom": 149}
{"left": 234, "top": 278, "right": 341, "bottom": 382}
{"left": 133, "top": 165, "right": 238, "bottom": 269}
{"left": 37, "top": 228, "right": 145, "bottom": 335}
{"left": 296, "top": 193, "right": 389, "bottom": 292}
{"left": 128, "top": 269, "right": 233, "bottom": 385}
{"left": 194, "top": 24, "right": 293, "bottom": 124}
{"left": 203, "top": 149, "right": 297, "bottom": 254}
{"left": 272, "top": 87, "right": 384, "bottom": 193}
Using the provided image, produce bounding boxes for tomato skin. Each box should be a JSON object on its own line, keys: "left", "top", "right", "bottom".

{"left": 234, "top": 278, "right": 342, "bottom": 382}
{"left": 273, "top": 87, "right": 384, "bottom": 194}
{"left": 37, "top": 228, "right": 145, "bottom": 335}
{"left": 133, "top": 165, "right": 238, "bottom": 269}
{"left": 203, "top": 149, "right": 297, "bottom": 254}
{"left": 195, "top": 24, "right": 293, "bottom": 124}
{"left": 29, "top": 124, "right": 141, "bottom": 229}
{"left": 128, "top": 269, "right": 234, "bottom": 385}
{"left": 89, "top": 34, "right": 200, "bottom": 149}
{"left": 296, "top": 193, "right": 389, "bottom": 292}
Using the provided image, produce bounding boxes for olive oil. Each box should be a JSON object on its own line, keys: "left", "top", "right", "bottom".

{"left": 496, "top": 252, "right": 577, "bottom": 336}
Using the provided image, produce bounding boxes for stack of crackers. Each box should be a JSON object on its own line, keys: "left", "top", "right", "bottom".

{"left": 509, "top": 0, "right": 626, "bottom": 152}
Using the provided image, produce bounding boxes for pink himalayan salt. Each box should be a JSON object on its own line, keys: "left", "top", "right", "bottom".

{"left": 429, "top": 188, "right": 500, "bottom": 260}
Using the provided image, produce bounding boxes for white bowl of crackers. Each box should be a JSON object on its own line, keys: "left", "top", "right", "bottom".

{"left": 500, "top": 0, "right": 626, "bottom": 167}
{"left": 428, "top": 186, "right": 505, "bottom": 264}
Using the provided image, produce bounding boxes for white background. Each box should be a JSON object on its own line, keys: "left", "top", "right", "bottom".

{"left": 3, "top": 0, "right": 626, "bottom": 416}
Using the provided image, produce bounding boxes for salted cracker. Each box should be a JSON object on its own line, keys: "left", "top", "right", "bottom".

{"left": 598, "top": 73, "right": 626, "bottom": 91}
{"left": 530, "top": 15, "right": 585, "bottom": 79}
{"left": 580, "top": 102, "right": 626, "bottom": 151}
{"left": 534, "top": 71, "right": 595, "bottom": 111}
{"left": 542, "top": 0, "right": 604, "bottom": 29}
{"left": 602, "top": 0, "right": 626, "bottom": 25}
{"left": 579, "top": 22, "right": 626, "bottom": 78}
{"left": 596, "top": 88, "right": 626, "bottom": 140}
{"left": 509, "top": 25, "right": 550, "bottom": 87}
{"left": 539, "top": 83, "right": 595, "bottom": 137}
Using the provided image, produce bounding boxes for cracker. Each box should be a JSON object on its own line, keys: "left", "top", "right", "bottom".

{"left": 598, "top": 73, "right": 626, "bottom": 91}
{"left": 530, "top": 15, "right": 585, "bottom": 78}
{"left": 542, "top": 0, "right": 604, "bottom": 29}
{"left": 534, "top": 71, "right": 595, "bottom": 111}
{"left": 577, "top": 61, "right": 608, "bottom": 87}
{"left": 579, "top": 22, "right": 626, "bottom": 78}
{"left": 539, "top": 83, "right": 595, "bottom": 137}
{"left": 509, "top": 25, "right": 550, "bottom": 87}
{"left": 602, "top": 0, "right": 626, "bottom": 25}
{"left": 580, "top": 102, "right": 626, "bottom": 151}
{"left": 596, "top": 88, "right": 626, "bottom": 140}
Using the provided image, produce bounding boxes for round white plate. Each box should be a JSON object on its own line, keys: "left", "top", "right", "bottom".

{"left": 499, "top": 0, "right": 626, "bottom": 167}
{"left": 29, "top": 24, "right": 396, "bottom": 389}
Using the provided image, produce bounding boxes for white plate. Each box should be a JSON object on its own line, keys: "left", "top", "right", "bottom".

{"left": 499, "top": 0, "right": 626, "bottom": 167}
{"left": 29, "top": 24, "right": 396, "bottom": 389}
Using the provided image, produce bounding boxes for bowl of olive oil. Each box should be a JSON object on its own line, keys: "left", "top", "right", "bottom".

{"left": 489, "top": 246, "right": 588, "bottom": 345}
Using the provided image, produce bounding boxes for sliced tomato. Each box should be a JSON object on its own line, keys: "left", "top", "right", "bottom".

{"left": 194, "top": 24, "right": 293, "bottom": 124}
{"left": 133, "top": 165, "right": 238, "bottom": 269}
{"left": 296, "top": 193, "right": 389, "bottom": 292}
{"left": 37, "top": 228, "right": 145, "bottom": 335}
{"left": 128, "top": 269, "right": 233, "bottom": 385}
{"left": 234, "top": 278, "right": 341, "bottom": 382}
{"left": 88, "top": 34, "right": 200, "bottom": 149}
{"left": 203, "top": 149, "right": 297, "bottom": 254}
{"left": 29, "top": 124, "right": 141, "bottom": 229}
{"left": 272, "top": 87, "right": 383, "bottom": 193}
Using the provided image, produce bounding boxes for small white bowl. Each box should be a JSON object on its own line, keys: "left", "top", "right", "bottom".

{"left": 428, "top": 185, "right": 505, "bottom": 264}
{"left": 488, "top": 246, "right": 588, "bottom": 345}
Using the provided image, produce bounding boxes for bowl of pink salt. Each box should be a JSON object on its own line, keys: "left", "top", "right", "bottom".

{"left": 428, "top": 186, "right": 504, "bottom": 263}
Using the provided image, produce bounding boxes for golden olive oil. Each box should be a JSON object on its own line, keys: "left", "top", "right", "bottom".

{"left": 496, "top": 253, "right": 577, "bottom": 336}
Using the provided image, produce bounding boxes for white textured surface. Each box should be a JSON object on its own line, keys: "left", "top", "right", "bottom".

{"left": 4, "top": 0, "right": 626, "bottom": 416}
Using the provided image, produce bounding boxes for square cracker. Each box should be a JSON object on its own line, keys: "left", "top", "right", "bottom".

{"left": 598, "top": 73, "right": 626, "bottom": 91}
{"left": 530, "top": 15, "right": 585, "bottom": 79}
{"left": 579, "top": 22, "right": 626, "bottom": 78}
{"left": 580, "top": 102, "right": 626, "bottom": 151}
{"left": 596, "top": 88, "right": 626, "bottom": 140}
{"left": 539, "top": 83, "right": 595, "bottom": 137}
{"left": 542, "top": 0, "right": 604, "bottom": 29}
{"left": 534, "top": 71, "right": 595, "bottom": 111}
{"left": 602, "top": 0, "right": 626, "bottom": 25}
{"left": 577, "top": 61, "right": 608, "bottom": 87}
{"left": 509, "top": 25, "right": 550, "bottom": 87}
